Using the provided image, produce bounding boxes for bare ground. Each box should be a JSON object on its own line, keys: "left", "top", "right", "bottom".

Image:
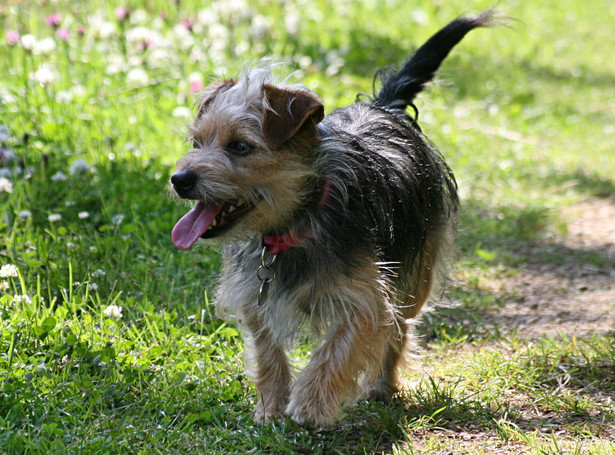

{"left": 396, "top": 198, "right": 615, "bottom": 453}
{"left": 484, "top": 197, "right": 615, "bottom": 339}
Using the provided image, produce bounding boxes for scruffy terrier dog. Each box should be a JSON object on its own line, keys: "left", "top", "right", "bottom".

{"left": 170, "top": 13, "right": 493, "bottom": 427}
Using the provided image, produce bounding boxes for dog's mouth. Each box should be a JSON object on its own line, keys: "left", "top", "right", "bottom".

{"left": 172, "top": 198, "right": 255, "bottom": 249}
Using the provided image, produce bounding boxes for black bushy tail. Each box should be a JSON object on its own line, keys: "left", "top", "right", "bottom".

{"left": 375, "top": 10, "right": 495, "bottom": 111}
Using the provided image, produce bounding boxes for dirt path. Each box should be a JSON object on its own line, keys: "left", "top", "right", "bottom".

{"left": 482, "top": 197, "right": 615, "bottom": 339}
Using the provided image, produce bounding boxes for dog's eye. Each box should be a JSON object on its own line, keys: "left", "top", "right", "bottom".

{"left": 226, "top": 140, "right": 254, "bottom": 156}
{"left": 188, "top": 137, "right": 201, "bottom": 149}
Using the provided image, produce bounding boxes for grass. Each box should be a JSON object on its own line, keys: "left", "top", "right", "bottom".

{"left": 1, "top": 0, "right": 614, "bottom": 453}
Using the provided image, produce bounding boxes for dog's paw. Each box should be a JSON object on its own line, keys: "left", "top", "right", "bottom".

{"left": 252, "top": 404, "right": 285, "bottom": 424}
{"left": 359, "top": 380, "right": 397, "bottom": 402}
{"left": 285, "top": 384, "right": 340, "bottom": 429}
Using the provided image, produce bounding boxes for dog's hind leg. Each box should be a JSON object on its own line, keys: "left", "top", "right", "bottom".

{"left": 360, "top": 318, "right": 409, "bottom": 401}
{"left": 362, "top": 241, "right": 438, "bottom": 401}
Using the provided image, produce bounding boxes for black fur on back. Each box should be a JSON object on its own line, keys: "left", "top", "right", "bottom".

{"left": 257, "top": 13, "right": 493, "bottom": 318}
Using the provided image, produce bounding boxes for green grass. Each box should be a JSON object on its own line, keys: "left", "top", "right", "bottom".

{"left": 1, "top": 0, "right": 614, "bottom": 453}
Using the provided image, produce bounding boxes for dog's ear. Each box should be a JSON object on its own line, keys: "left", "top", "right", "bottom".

{"left": 262, "top": 84, "right": 325, "bottom": 150}
{"left": 196, "top": 80, "right": 236, "bottom": 118}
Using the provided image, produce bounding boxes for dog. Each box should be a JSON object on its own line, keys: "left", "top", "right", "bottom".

{"left": 170, "top": 11, "right": 493, "bottom": 428}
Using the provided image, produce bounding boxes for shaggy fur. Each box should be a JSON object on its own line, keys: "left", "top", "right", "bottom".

{"left": 170, "top": 12, "right": 493, "bottom": 428}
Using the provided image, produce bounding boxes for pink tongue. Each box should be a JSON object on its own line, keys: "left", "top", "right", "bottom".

{"left": 172, "top": 202, "right": 222, "bottom": 249}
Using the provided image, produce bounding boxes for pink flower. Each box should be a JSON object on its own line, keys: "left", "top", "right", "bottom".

{"left": 56, "top": 28, "right": 70, "bottom": 41}
{"left": 181, "top": 19, "right": 194, "bottom": 31}
{"left": 189, "top": 80, "right": 204, "bottom": 93}
{"left": 46, "top": 13, "right": 61, "bottom": 28}
{"left": 6, "top": 30, "right": 20, "bottom": 46}
{"left": 138, "top": 38, "right": 156, "bottom": 51}
{"left": 78, "top": 26, "right": 86, "bottom": 36}
{"left": 114, "top": 7, "right": 130, "bottom": 22}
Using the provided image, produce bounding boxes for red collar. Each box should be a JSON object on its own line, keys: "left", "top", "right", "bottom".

{"left": 261, "top": 180, "right": 333, "bottom": 254}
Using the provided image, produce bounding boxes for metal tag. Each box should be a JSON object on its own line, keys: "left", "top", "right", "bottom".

{"left": 258, "top": 278, "right": 270, "bottom": 306}
{"left": 257, "top": 246, "right": 277, "bottom": 306}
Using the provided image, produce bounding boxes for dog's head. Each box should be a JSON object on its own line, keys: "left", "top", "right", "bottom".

{"left": 170, "top": 66, "right": 325, "bottom": 249}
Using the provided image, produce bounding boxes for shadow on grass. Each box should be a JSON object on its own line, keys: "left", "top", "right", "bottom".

{"left": 255, "top": 363, "right": 615, "bottom": 454}
{"left": 255, "top": 386, "right": 504, "bottom": 455}
{"left": 416, "top": 187, "right": 615, "bottom": 345}
{"left": 544, "top": 168, "right": 615, "bottom": 200}
{"left": 519, "top": 59, "right": 615, "bottom": 89}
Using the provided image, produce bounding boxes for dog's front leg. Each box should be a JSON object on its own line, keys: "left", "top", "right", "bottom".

{"left": 242, "top": 306, "right": 292, "bottom": 423}
{"left": 286, "top": 310, "right": 388, "bottom": 428}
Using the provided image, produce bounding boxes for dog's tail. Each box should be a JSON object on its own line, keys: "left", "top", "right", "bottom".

{"left": 375, "top": 10, "right": 495, "bottom": 112}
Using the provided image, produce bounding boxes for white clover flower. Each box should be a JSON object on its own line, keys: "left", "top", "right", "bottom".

{"left": 89, "top": 282, "right": 98, "bottom": 292}
{"left": 172, "top": 106, "right": 192, "bottom": 119}
{"left": 125, "top": 26, "right": 162, "bottom": 52}
{"left": 209, "top": 23, "right": 230, "bottom": 41}
{"left": 51, "top": 171, "right": 68, "bottom": 182}
{"left": 106, "top": 54, "right": 127, "bottom": 75}
{"left": 30, "top": 64, "right": 57, "bottom": 87}
{"left": 17, "top": 210, "right": 32, "bottom": 219}
{"left": 0, "top": 146, "right": 16, "bottom": 165}
{"left": 187, "top": 72, "right": 203, "bottom": 85}
{"left": 56, "top": 90, "right": 73, "bottom": 104}
{"left": 66, "top": 242, "right": 75, "bottom": 248}
{"left": 197, "top": 8, "right": 219, "bottom": 27}
{"left": 0, "top": 281, "right": 8, "bottom": 291}
{"left": 98, "top": 22, "right": 116, "bottom": 39}
{"left": 111, "top": 214, "right": 125, "bottom": 225}
{"left": 125, "top": 26, "right": 151, "bottom": 44}
{"left": 411, "top": 8, "right": 428, "bottom": 25}
{"left": 71, "top": 85, "right": 86, "bottom": 98}
{"left": 103, "top": 304, "right": 123, "bottom": 319}
{"left": 20, "top": 34, "right": 38, "bottom": 51}
{"left": 34, "top": 37, "right": 56, "bottom": 55}
{"left": 68, "top": 158, "right": 91, "bottom": 176}
{"left": 171, "top": 24, "right": 195, "bottom": 50}
{"left": 13, "top": 294, "right": 32, "bottom": 305}
{"left": 234, "top": 41, "right": 250, "bottom": 57}
{"left": 189, "top": 47, "right": 206, "bottom": 64}
{"left": 78, "top": 211, "right": 89, "bottom": 219}
{"left": 130, "top": 9, "right": 148, "bottom": 25}
{"left": 0, "top": 264, "right": 19, "bottom": 278}
{"left": 0, "top": 89, "right": 16, "bottom": 104}
{"left": 297, "top": 55, "right": 313, "bottom": 69}
{"left": 250, "top": 15, "right": 271, "bottom": 38}
{"left": 0, "top": 177, "right": 13, "bottom": 193}
{"left": 126, "top": 68, "right": 149, "bottom": 88}
{"left": 92, "top": 269, "right": 106, "bottom": 277}
{"left": 147, "top": 48, "right": 174, "bottom": 69}
{"left": 1, "top": 146, "right": 15, "bottom": 164}
{"left": 48, "top": 213, "right": 62, "bottom": 222}
{"left": 0, "top": 125, "right": 10, "bottom": 143}
{"left": 285, "top": 12, "right": 301, "bottom": 36}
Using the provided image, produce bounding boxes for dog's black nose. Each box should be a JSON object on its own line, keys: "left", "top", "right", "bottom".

{"left": 171, "top": 170, "right": 198, "bottom": 198}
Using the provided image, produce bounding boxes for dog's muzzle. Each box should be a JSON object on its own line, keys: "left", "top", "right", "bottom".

{"left": 171, "top": 170, "right": 198, "bottom": 199}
